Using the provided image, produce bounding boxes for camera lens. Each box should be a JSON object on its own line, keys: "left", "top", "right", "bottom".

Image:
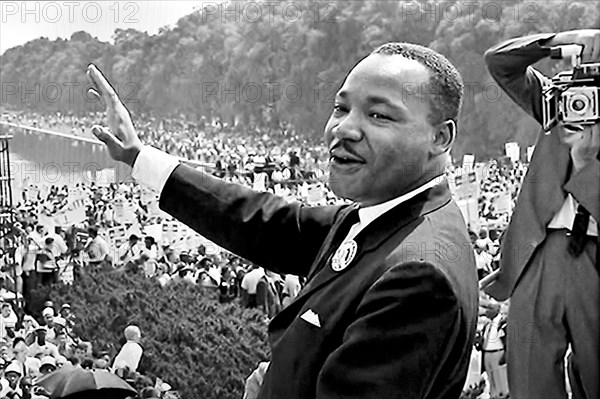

{"left": 572, "top": 99, "right": 586, "bottom": 111}
{"left": 568, "top": 93, "right": 591, "bottom": 114}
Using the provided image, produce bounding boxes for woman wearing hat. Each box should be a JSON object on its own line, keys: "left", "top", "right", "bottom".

{"left": 0, "top": 361, "right": 23, "bottom": 398}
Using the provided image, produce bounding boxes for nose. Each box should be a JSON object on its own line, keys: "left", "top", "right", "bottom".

{"left": 331, "top": 111, "right": 362, "bottom": 142}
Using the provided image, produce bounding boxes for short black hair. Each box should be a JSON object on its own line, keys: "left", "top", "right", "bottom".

{"left": 371, "top": 42, "right": 463, "bottom": 126}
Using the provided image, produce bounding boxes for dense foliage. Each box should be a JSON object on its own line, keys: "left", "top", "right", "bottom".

{"left": 29, "top": 268, "right": 270, "bottom": 399}
{"left": 1, "top": 0, "right": 598, "bottom": 158}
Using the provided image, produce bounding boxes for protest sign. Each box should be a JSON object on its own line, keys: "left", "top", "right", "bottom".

{"left": 307, "top": 184, "right": 325, "bottom": 204}
{"left": 505, "top": 142, "right": 520, "bottom": 163}
{"left": 53, "top": 198, "right": 87, "bottom": 227}
{"left": 451, "top": 171, "right": 479, "bottom": 201}
{"left": 492, "top": 193, "right": 512, "bottom": 215}
{"left": 527, "top": 146, "right": 535, "bottom": 162}
{"left": 143, "top": 223, "right": 164, "bottom": 244}
{"left": 97, "top": 168, "right": 116, "bottom": 185}
{"left": 106, "top": 225, "right": 127, "bottom": 249}
{"left": 462, "top": 154, "right": 475, "bottom": 171}
{"left": 456, "top": 197, "right": 479, "bottom": 231}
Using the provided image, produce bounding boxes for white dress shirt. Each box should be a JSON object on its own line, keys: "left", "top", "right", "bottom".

{"left": 547, "top": 194, "right": 597, "bottom": 236}
{"left": 342, "top": 177, "right": 443, "bottom": 243}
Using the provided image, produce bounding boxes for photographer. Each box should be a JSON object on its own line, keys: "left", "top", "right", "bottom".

{"left": 484, "top": 30, "right": 599, "bottom": 399}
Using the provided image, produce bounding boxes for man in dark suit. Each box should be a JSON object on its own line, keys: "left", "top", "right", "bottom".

{"left": 87, "top": 42, "right": 478, "bottom": 399}
{"left": 484, "top": 30, "right": 599, "bottom": 399}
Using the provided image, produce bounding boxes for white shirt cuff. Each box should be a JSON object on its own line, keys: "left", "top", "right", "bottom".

{"left": 131, "top": 146, "right": 180, "bottom": 193}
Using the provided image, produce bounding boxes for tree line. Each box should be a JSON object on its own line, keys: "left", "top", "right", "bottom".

{"left": 1, "top": 0, "right": 598, "bottom": 159}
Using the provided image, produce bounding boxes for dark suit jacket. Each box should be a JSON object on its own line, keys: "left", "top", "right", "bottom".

{"left": 484, "top": 34, "right": 600, "bottom": 301}
{"left": 160, "top": 166, "right": 478, "bottom": 399}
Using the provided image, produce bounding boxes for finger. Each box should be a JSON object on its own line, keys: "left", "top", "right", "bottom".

{"left": 87, "top": 88, "right": 106, "bottom": 108}
{"left": 92, "top": 125, "right": 122, "bottom": 151}
{"left": 87, "top": 64, "right": 120, "bottom": 106}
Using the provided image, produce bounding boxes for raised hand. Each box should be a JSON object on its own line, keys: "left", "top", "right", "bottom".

{"left": 86, "top": 64, "right": 143, "bottom": 167}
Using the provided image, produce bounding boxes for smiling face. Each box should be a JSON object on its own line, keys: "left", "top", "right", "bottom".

{"left": 324, "top": 54, "right": 438, "bottom": 206}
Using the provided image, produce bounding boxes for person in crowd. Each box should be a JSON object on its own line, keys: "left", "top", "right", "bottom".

{"left": 88, "top": 38, "right": 478, "bottom": 398}
{"left": 92, "top": 351, "right": 111, "bottom": 370}
{"left": 38, "top": 356, "right": 57, "bottom": 375}
{"left": 44, "top": 227, "right": 68, "bottom": 260}
{"left": 55, "top": 355, "right": 69, "bottom": 369}
{"left": 0, "top": 304, "right": 17, "bottom": 343}
{"left": 0, "top": 362, "right": 23, "bottom": 398}
{"left": 256, "top": 270, "right": 282, "bottom": 320}
{"left": 28, "top": 226, "right": 44, "bottom": 250}
{"left": 141, "top": 237, "right": 158, "bottom": 260}
{"left": 27, "top": 328, "right": 59, "bottom": 359}
{"left": 281, "top": 274, "right": 301, "bottom": 308}
{"left": 40, "top": 308, "right": 56, "bottom": 343}
{"left": 12, "top": 337, "right": 41, "bottom": 379}
{"left": 118, "top": 234, "right": 142, "bottom": 266}
{"left": 15, "top": 316, "right": 37, "bottom": 342}
{"left": 111, "top": 325, "right": 143, "bottom": 375}
{"left": 474, "top": 240, "right": 494, "bottom": 280}
{"left": 218, "top": 265, "right": 238, "bottom": 303}
{"left": 20, "top": 235, "right": 38, "bottom": 302}
{"left": 19, "top": 376, "right": 33, "bottom": 399}
{"left": 49, "top": 317, "right": 75, "bottom": 357}
{"left": 36, "top": 238, "right": 58, "bottom": 286}
{"left": 84, "top": 227, "right": 111, "bottom": 269}
{"left": 157, "top": 246, "right": 177, "bottom": 275}
{"left": 240, "top": 265, "right": 264, "bottom": 309}
{"left": 484, "top": 29, "right": 599, "bottom": 399}
{"left": 58, "top": 304, "right": 75, "bottom": 334}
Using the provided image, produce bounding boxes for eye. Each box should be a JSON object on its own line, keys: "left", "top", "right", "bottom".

{"left": 370, "top": 112, "right": 392, "bottom": 121}
{"left": 332, "top": 104, "right": 348, "bottom": 115}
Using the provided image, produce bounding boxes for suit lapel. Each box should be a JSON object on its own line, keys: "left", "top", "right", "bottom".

{"left": 273, "top": 182, "right": 452, "bottom": 324}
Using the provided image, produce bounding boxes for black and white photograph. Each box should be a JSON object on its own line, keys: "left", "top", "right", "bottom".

{"left": 0, "top": 1, "right": 598, "bottom": 398}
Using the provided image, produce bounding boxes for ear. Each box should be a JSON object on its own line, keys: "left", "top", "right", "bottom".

{"left": 432, "top": 120, "right": 456, "bottom": 155}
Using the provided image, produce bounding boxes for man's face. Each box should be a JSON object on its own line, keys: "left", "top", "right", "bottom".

{"left": 5, "top": 372, "right": 19, "bottom": 386}
{"left": 1, "top": 306, "right": 10, "bottom": 317}
{"left": 40, "top": 365, "right": 56, "bottom": 375}
{"left": 324, "top": 54, "right": 435, "bottom": 206}
{"left": 44, "top": 314, "right": 54, "bottom": 326}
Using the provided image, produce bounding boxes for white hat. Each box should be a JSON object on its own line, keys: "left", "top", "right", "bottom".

{"left": 5, "top": 362, "right": 22, "bottom": 376}
{"left": 40, "top": 356, "right": 56, "bottom": 368}
{"left": 42, "top": 307, "right": 54, "bottom": 317}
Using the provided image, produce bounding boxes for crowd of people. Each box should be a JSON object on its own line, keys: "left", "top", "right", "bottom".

{"left": 0, "top": 110, "right": 525, "bottom": 399}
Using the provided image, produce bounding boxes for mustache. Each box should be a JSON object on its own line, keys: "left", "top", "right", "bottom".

{"left": 328, "top": 139, "right": 362, "bottom": 158}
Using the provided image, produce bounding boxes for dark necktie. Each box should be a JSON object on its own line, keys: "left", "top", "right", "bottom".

{"left": 306, "top": 207, "right": 360, "bottom": 281}
{"left": 568, "top": 205, "right": 590, "bottom": 257}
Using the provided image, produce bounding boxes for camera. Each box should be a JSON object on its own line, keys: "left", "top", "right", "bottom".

{"left": 542, "top": 45, "right": 600, "bottom": 131}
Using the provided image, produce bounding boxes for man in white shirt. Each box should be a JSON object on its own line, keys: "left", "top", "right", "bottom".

{"left": 117, "top": 234, "right": 141, "bottom": 266}
{"left": 111, "top": 325, "right": 143, "bottom": 375}
{"left": 85, "top": 227, "right": 111, "bottom": 268}
{"left": 240, "top": 266, "right": 265, "bottom": 308}
{"left": 87, "top": 41, "right": 478, "bottom": 399}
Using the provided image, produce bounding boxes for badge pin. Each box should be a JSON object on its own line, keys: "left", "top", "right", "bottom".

{"left": 331, "top": 240, "right": 358, "bottom": 272}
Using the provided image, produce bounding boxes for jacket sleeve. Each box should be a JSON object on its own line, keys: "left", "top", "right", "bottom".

{"left": 484, "top": 33, "right": 556, "bottom": 124}
{"left": 315, "top": 261, "right": 463, "bottom": 399}
{"left": 159, "top": 164, "right": 341, "bottom": 277}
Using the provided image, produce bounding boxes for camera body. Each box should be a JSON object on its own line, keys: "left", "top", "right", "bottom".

{"left": 542, "top": 49, "right": 600, "bottom": 131}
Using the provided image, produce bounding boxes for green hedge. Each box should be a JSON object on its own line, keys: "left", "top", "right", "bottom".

{"left": 29, "top": 268, "right": 270, "bottom": 399}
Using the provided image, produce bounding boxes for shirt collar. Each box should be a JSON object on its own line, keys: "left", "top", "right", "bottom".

{"left": 358, "top": 176, "right": 445, "bottom": 227}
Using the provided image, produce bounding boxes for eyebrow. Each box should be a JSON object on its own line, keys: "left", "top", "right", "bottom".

{"left": 337, "top": 91, "right": 408, "bottom": 114}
